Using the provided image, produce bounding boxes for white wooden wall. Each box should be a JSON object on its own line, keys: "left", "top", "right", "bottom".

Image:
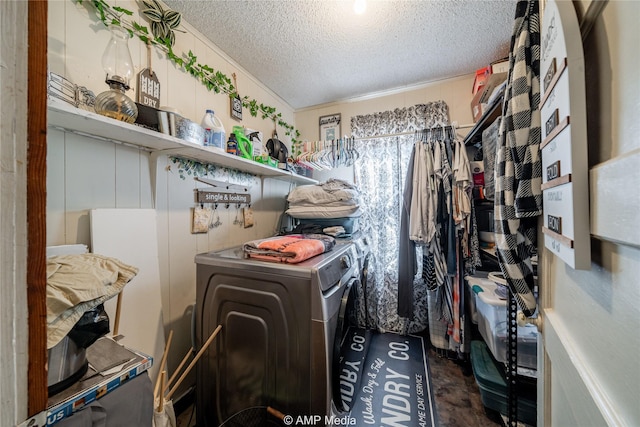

{"left": 0, "top": 1, "right": 29, "bottom": 425}
{"left": 47, "top": 0, "right": 295, "bottom": 398}
{"left": 538, "top": 1, "right": 640, "bottom": 426}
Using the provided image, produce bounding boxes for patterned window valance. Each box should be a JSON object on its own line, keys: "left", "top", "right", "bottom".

{"left": 350, "top": 101, "right": 450, "bottom": 139}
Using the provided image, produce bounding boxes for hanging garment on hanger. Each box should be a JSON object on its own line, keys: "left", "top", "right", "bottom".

{"left": 452, "top": 138, "right": 472, "bottom": 226}
{"left": 494, "top": 0, "right": 542, "bottom": 317}
{"left": 465, "top": 198, "right": 482, "bottom": 275}
{"left": 398, "top": 145, "right": 418, "bottom": 319}
{"left": 432, "top": 237, "right": 454, "bottom": 325}
{"left": 409, "top": 139, "right": 436, "bottom": 244}
{"left": 434, "top": 138, "right": 457, "bottom": 277}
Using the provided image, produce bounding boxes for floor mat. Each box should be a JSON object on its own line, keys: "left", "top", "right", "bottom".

{"left": 338, "top": 329, "right": 438, "bottom": 427}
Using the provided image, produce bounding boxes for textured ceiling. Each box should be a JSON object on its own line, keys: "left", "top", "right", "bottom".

{"left": 163, "top": 0, "right": 516, "bottom": 110}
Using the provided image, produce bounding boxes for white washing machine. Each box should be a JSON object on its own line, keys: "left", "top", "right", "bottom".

{"left": 194, "top": 242, "right": 360, "bottom": 426}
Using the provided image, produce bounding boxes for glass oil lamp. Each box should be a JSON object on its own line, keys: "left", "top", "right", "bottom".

{"left": 94, "top": 25, "right": 138, "bottom": 123}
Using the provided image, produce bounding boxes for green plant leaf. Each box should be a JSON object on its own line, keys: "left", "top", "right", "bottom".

{"left": 142, "top": 0, "right": 157, "bottom": 10}
{"left": 143, "top": 8, "right": 163, "bottom": 23}
{"left": 96, "top": 2, "right": 106, "bottom": 23}
{"left": 132, "top": 21, "right": 149, "bottom": 34}
{"left": 164, "top": 10, "right": 181, "bottom": 29}
{"left": 112, "top": 6, "right": 133, "bottom": 15}
{"left": 143, "top": 0, "right": 163, "bottom": 13}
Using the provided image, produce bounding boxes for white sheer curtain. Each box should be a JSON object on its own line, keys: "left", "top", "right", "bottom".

{"left": 351, "top": 102, "right": 450, "bottom": 333}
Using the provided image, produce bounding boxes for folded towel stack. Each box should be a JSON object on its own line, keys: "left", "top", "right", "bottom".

{"left": 243, "top": 234, "right": 336, "bottom": 263}
{"left": 286, "top": 179, "right": 362, "bottom": 236}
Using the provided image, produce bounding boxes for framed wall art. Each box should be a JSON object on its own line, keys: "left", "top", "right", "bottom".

{"left": 319, "top": 113, "right": 341, "bottom": 141}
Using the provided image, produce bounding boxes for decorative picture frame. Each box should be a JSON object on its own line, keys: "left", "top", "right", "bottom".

{"left": 319, "top": 113, "right": 341, "bottom": 141}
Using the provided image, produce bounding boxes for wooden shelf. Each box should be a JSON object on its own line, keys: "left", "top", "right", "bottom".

{"left": 463, "top": 93, "right": 504, "bottom": 146}
{"left": 47, "top": 99, "right": 318, "bottom": 185}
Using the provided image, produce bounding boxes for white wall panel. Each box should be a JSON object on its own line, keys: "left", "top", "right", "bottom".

{"left": 64, "top": 134, "right": 116, "bottom": 246}
{"left": 115, "top": 145, "right": 143, "bottom": 208}
{"left": 193, "top": 37, "right": 230, "bottom": 131}
{"left": 47, "top": 1, "right": 66, "bottom": 77}
{"left": 46, "top": 129, "right": 66, "bottom": 245}
{"left": 541, "top": 1, "right": 640, "bottom": 425}
{"left": 62, "top": 1, "right": 110, "bottom": 97}
{"left": 590, "top": 149, "right": 640, "bottom": 248}
{"left": 1, "top": 2, "right": 29, "bottom": 422}
{"left": 164, "top": 166, "right": 199, "bottom": 391}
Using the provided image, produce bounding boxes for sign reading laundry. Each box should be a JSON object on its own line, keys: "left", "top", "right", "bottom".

{"left": 196, "top": 190, "right": 250, "bottom": 204}
{"left": 345, "top": 331, "right": 437, "bottom": 427}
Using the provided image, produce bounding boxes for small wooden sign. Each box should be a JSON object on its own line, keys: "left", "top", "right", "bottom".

{"left": 196, "top": 190, "right": 250, "bottom": 205}
{"left": 545, "top": 108, "right": 559, "bottom": 137}
{"left": 543, "top": 57, "right": 557, "bottom": 93}
{"left": 548, "top": 215, "right": 562, "bottom": 234}
{"left": 231, "top": 95, "right": 243, "bottom": 121}
{"left": 547, "top": 160, "right": 561, "bottom": 181}
{"left": 137, "top": 68, "right": 160, "bottom": 109}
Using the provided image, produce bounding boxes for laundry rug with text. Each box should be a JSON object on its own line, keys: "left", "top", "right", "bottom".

{"left": 337, "top": 329, "right": 438, "bottom": 427}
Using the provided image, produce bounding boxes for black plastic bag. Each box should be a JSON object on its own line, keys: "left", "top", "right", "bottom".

{"left": 68, "top": 303, "right": 110, "bottom": 349}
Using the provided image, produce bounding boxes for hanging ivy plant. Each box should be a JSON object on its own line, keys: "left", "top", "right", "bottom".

{"left": 170, "top": 156, "right": 257, "bottom": 186}
{"left": 75, "top": 0, "right": 301, "bottom": 143}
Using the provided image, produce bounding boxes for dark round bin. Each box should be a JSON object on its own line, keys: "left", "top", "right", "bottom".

{"left": 219, "top": 406, "right": 285, "bottom": 427}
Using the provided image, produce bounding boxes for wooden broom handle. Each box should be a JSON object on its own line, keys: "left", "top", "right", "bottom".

{"left": 157, "top": 370, "right": 166, "bottom": 412}
{"left": 153, "top": 330, "right": 173, "bottom": 400}
{"left": 113, "top": 292, "right": 123, "bottom": 336}
{"left": 163, "top": 346, "right": 193, "bottom": 395}
{"left": 267, "top": 406, "right": 286, "bottom": 420}
{"left": 166, "top": 325, "right": 222, "bottom": 400}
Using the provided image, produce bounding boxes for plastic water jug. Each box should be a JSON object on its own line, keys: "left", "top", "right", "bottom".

{"left": 233, "top": 126, "right": 253, "bottom": 160}
{"left": 201, "top": 110, "right": 225, "bottom": 150}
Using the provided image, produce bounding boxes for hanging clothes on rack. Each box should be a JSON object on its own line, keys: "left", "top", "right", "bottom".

{"left": 400, "top": 125, "right": 480, "bottom": 353}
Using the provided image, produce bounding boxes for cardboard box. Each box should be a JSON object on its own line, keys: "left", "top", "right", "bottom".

{"left": 471, "top": 72, "right": 507, "bottom": 122}
{"left": 471, "top": 88, "right": 488, "bottom": 122}
{"left": 472, "top": 66, "right": 491, "bottom": 95}
{"left": 478, "top": 72, "right": 507, "bottom": 104}
{"left": 490, "top": 58, "right": 509, "bottom": 75}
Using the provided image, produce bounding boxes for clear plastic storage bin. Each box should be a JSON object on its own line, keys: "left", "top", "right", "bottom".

{"left": 473, "top": 278, "right": 538, "bottom": 370}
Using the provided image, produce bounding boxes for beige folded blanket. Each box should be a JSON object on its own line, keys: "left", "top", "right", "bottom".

{"left": 47, "top": 253, "right": 138, "bottom": 349}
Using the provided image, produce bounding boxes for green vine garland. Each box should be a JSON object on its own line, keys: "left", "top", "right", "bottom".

{"left": 170, "top": 156, "right": 257, "bottom": 185}
{"left": 76, "top": 0, "right": 300, "bottom": 143}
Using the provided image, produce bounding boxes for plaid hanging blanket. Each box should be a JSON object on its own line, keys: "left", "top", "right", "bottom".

{"left": 494, "top": 0, "right": 542, "bottom": 317}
